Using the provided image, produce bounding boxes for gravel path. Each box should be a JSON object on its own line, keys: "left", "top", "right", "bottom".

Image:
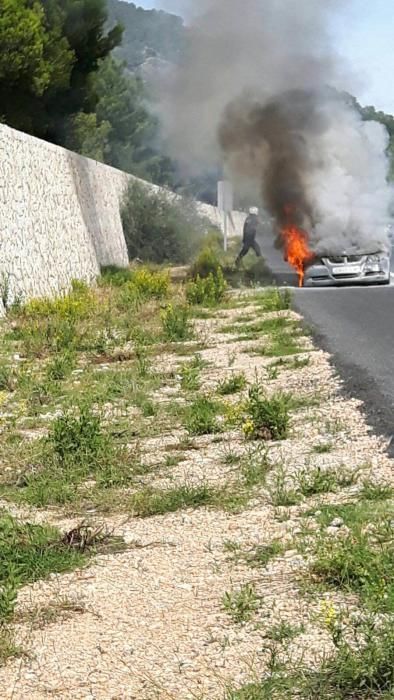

{"left": 0, "top": 297, "right": 392, "bottom": 699}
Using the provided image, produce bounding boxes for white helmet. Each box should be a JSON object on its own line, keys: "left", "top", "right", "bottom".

{"left": 249, "top": 207, "right": 259, "bottom": 216}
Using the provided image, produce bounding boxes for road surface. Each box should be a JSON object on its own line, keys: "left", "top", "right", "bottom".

{"left": 258, "top": 230, "right": 394, "bottom": 450}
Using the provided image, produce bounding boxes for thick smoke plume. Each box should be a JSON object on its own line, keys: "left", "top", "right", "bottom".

{"left": 158, "top": 0, "right": 392, "bottom": 254}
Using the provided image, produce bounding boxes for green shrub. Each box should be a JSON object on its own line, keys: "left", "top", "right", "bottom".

{"left": 180, "top": 355, "right": 203, "bottom": 391}
{"left": 217, "top": 373, "right": 247, "bottom": 396}
{"left": 190, "top": 243, "right": 223, "bottom": 279}
{"left": 48, "top": 405, "right": 104, "bottom": 461}
{"left": 243, "top": 383, "right": 290, "bottom": 441}
{"left": 186, "top": 268, "right": 227, "bottom": 306}
{"left": 161, "top": 304, "right": 193, "bottom": 342}
{"left": 255, "top": 288, "right": 292, "bottom": 312}
{"left": 46, "top": 351, "right": 76, "bottom": 381}
{"left": 100, "top": 265, "right": 134, "bottom": 287}
{"left": 185, "top": 396, "right": 221, "bottom": 435}
{"left": 121, "top": 181, "right": 207, "bottom": 264}
{"left": 130, "top": 267, "right": 170, "bottom": 299}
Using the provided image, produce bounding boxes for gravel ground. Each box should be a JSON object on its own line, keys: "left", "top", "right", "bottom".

{"left": 0, "top": 297, "right": 392, "bottom": 699}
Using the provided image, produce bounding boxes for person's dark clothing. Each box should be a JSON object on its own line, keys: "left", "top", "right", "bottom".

{"left": 236, "top": 214, "right": 262, "bottom": 264}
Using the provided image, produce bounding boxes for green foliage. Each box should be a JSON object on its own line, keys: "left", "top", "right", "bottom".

{"left": 10, "top": 281, "right": 97, "bottom": 357}
{"left": 130, "top": 267, "right": 170, "bottom": 299}
{"left": 0, "top": 513, "right": 86, "bottom": 621}
{"left": 222, "top": 583, "right": 259, "bottom": 624}
{"left": 49, "top": 406, "right": 104, "bottom": 461}
{"left": 100, "top": 265, "right": 135, "bottom": 287}
{"left": 107, "top": 0, "right": 185, "bottom": 70}
{"left": 243, "top": 383, "right": 290, "bottom": 441}
{"left": 190, "top": 242, "right": 223, "bottom": 279}
{"left": 311, "top": 523, "right": 394, "bottom": 613}
{"left": 266, "top": 621, "right": 304, "bottom": 643}
{"left": 254, "top": 288, "right": 292, "bottom": 312}
{"left": 129, "top": 484, "right": 213, "bottom": 518}
{"left": 185, "top": 396, "right": 221, "bottom": 435}
{"left": 46, "top": 351, "right": 76, "bottom": 381}
{"left": 161, "top": 304, "right": 192, "bottom": 342}
{"left": 0, "top": 0, "right": 122, "bottom": 142}
{"left": 217, "top": 373, "right": 247, "bottom": 396}
{"left": 180, "top": 355, "right": 204, "bottom": 391}
{"left": 186, "top": 268, "right": 227, "bottom": 306}
{"left": 121, "top": 181, "right": 207, "bottom": 264}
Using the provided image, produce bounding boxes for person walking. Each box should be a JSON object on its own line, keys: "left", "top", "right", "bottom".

{"left": 235, "top": 207, "right": 262, "bottom": 266}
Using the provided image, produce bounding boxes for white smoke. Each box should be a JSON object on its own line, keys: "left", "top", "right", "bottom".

{"left": 156, "top": 0, "right": 392, "bottom": 253}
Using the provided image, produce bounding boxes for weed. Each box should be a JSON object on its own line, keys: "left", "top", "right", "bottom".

{"left": 218, "top": 373, "right": 247, "bottom": 396}
{"left": 129, "top": 484, "right": 214, "bottom": 517}
{"left": 161, "top": 304, "right": 193, "bottom": 342}
{"left": 240, "top": 446, "right": 271, "bottom": 488}
{"left": 360, "top": 480, "right": 393, "bottom": 501}
{"left": 0, "top": 514, "right": 86, "bottom": 622}
{"left": 226, "top": 540, "right": 284, "bottom": 569}
{"left": 185, "top": 396, "right": 221, "bottom": 435}
{"left": 222, "top": 583, "right": 259, "bottom": 624}
{"left": 265, "top": 621, "right": 304, "bottom": 643}
{"left": 243, "top": 383, "right": 290, "bottom": 441}
{"left": 0, "top": 363, "right": 16, "bottom": 392}
{"left": 190, "top": 243, "right": 223, "bottom": 279}
{"left": 129, "top": 267, "right": 170, "bottom": 300}
{"left": 254, "top": 288, "right": 292, "bottom": 312}
{"left": 267, "top": 365, "right": 279, "bottom": 380}
{"left": 49, "top": 406, "right": 104, "bottom": 461}
{"left": 46, "top": 351, "right": 76, "bottom": 381}
{"left": 186, "top": 268, "right": 227, "bottom": 306}
{"left": 310, "top": 525, "right": 394, "bottom": 613}
{"left": 99, "top": 265, "right": 134, "bottom": 287}
{"left": 268, "top": 469, "right": 300, "bottom": 507}
{"left": 297, "top": 466, "right": 337, "bottom": 498}
{"left": 228, "top": 617, "right": 394, "bottom": 699}
{"left": 313, "top": 442, "right": 333, "bottom": 454}
{"left": 222, "top": 450, "right": 242, "bottom": 466}
{"left": 180, "top": 355, "right": 204, "bottom": 391}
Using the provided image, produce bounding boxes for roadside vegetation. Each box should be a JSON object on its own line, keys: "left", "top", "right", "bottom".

{"left": 0, "top": 245, "right": 392, "bottom": 700}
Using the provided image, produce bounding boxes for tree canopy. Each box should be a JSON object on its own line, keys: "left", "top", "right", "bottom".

{"left": 0, "top": 0, "right": 122, "bottom": 142}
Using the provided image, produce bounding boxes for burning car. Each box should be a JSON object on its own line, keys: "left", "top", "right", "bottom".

{"left": 302, "top": 249, "right": 391, "bottom": 287}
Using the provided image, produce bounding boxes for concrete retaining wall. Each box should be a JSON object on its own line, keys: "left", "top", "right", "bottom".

{"left": 0, "top": 123, "right": 245, "bottom": 306}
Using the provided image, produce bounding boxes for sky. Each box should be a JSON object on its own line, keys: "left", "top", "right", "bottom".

{"left": 135, "top": 0, "right": 394, "bottom": 114}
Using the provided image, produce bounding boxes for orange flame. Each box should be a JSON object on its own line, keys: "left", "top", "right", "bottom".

{"left": 281, "top": 207, "right": 314, "bottom": 287}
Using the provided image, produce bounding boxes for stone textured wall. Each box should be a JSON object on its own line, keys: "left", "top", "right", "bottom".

{"left": 0, "top": 123, "right": 245, "bottom": 307}
{"left": 0, "top": 124, "right": 129, "bottom": 306}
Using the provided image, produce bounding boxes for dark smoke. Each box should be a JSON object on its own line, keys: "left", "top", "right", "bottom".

{"left": 218, "top": 89, "right": 329, "bottom": 230}
{"left": 155, "top": 0, "right": 391, "bottom": 254}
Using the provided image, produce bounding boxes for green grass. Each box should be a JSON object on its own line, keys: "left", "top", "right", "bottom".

{"left": 309, "top": 499, "right": 394, "bottom": 613}
{"left": 253, "top": 288, "right": 292, "bottom": 312}
{"left": 313, "top": 442, "right": 333, "bottom": 454}
{"left": 217, "top": 373, "right": 247, "bottom": 396}
{"left": 265, "top": 621, "right": 304, "bottom": 643}
{"left": 222, "top": 583, "right": 259, "bottom": 624}
{"left": 296, "top": 466, "right": 337, "bottom": 498}
{"left": 227, "top": 617, "right": 394, "bottom": 698}
{"left": 184, "top": 396, "right": 222, "bottom": 435}
{"left": 180, "top": 354, "right": 206, "bottom": 391}
{"left": 128, "top": 484, "right": 214, "bottom": 518}
{"left": 225, "top": 539, "right": 284, "bottom": 569}
{"left": 243, "top": 383, "right": 291, "bottom": 441}
{"left": 268, "top": 468, "right": 300, "bottom": 507}
{"left": 0, "top": 512, "right": 87, "bottom": 651}
{"left": 0, "top": 406, "right": 140, "bottom": 508}
{"left": 360, "top": 480, "right": 393, "bottom": 501}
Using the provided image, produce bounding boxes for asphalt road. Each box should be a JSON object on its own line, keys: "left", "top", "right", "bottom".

{"left": 294, "top": 285, "right": 394, "bottom": 452}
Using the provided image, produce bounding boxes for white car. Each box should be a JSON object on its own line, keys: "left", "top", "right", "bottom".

{"left": 303, "top": 249, "right": 391, "bottom": 287}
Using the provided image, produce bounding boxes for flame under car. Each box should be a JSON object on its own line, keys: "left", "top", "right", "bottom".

{"left": 303, "top": 251, "right": 391, "bottom": 287}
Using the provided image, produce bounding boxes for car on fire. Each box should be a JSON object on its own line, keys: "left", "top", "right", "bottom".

{"left": 303, "top": 248, "right": 391, "bottom": 287}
